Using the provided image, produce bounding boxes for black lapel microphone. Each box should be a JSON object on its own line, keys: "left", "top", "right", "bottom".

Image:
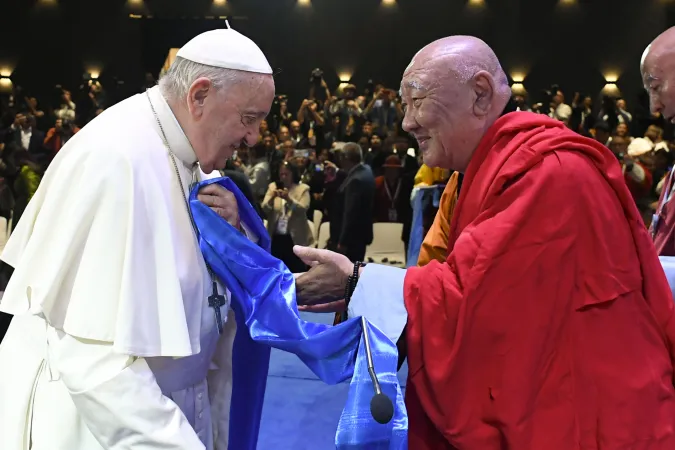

{"left": 361, "top": 316, "right": 395, "bottom": 424}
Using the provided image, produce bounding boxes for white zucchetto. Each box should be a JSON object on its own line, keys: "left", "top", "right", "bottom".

{"left": 176, "top": 27, "right": 273, "bottom": 75}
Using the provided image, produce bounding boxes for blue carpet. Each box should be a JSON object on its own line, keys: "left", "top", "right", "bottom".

{"left": 257, "top": 312, "right": 407, "bottom": 449}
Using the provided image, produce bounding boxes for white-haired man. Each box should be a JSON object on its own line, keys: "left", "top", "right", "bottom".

{"left": 0, "top": 28, "right": 274, "bottom": 450}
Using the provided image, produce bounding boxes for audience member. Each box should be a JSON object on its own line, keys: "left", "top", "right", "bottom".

{"left": 328, "top": 142, "right": 374, "bottom": 262}
{"left": 263, "top": 161, "right": 313, "bottom": 272}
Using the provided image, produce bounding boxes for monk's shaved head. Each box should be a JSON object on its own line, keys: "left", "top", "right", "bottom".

{"left": 400, "top": 36, "right": 511, "bottom": 172}
{"left": 641, "top": 27, "right": 675, "bottom": 123}
{"left": 404, "top": 36, "right": 510, "bottom": 91}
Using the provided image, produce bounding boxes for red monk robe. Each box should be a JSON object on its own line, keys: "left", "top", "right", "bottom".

{"left": 404, "top": 112, "right": 675, "bottom": 449}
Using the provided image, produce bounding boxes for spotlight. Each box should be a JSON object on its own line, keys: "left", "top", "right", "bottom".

{"left": 468, "top": 0, "right": 485, "bottom": 6}
{"left": 213, "top": 0, "right": 226, "bottom": 5}
{"left": 603, "top": 72, "right": 620, "bottom": 84}
{"left": 511, "top": 72, "right": 526, "bottom": 83}
{"left": 0, "top": 73, "right": 12, "bottom": 93}
{"left": 297, "top": 0, "right": 311, "bottom": 6}
{"left": 338, "top": 72, "right": 353, "bottom": 84}
{"left": 382, "top": 0, "right": 397, "bottom": 6}
{"left": 511, "top": 83, "right": 527, "bottom": 96}
{"left": 85, "top": 66, "right": 101, "bottom": 81}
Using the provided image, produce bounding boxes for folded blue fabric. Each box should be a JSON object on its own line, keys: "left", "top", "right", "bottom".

{"left": 189, "top": 177, "right": 408, "bottom": 449}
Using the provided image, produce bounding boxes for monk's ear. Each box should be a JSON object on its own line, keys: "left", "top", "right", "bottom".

{"left": 471, "top": 71, "right": 494, "bottom": 117}
{"left": 186, "top": 77, "right": 212, "bottom": 119}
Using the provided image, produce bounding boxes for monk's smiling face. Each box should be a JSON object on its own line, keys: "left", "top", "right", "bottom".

{"left": 642, "top": 28, "right": 675, "bottom": 124}
{"left": 400, "top": 36, "right": 511, "bottom": 172}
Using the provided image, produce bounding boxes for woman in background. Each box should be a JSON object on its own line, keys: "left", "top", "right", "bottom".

{"left": 263, "top": 161, "right": 313, "bottom": 272}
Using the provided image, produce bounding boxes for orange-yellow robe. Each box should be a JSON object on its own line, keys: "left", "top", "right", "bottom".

{"left": 416, "top": 172, "right": 460, "bottom": 267}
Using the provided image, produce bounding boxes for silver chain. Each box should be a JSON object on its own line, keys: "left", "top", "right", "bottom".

{"left": 145, "top": 91, "right": 218, "bottom": 286}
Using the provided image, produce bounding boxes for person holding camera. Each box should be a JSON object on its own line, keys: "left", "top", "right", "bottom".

{"left": 44, "top": 118, "right": 79, "bottom": 158}
{"left": 297, "top": 98, "right": 325, "bottom": 149}
{"left": 308, "top": 68, "right": 331, "bottom": 108}
{"left": 262, "top": 161, "right": 313, "bottom": 273}
{"left": 364, "top": 87, "right": 404, "bottom": 137}
{"left": 268, "top": 95, "right": 292, "bottom": 133}
{"left": 329, "top": 84, "right": 363, "bottom": 142}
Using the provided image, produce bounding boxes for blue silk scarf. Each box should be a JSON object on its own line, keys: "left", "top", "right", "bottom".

{"left": 189, "top": 177, "right": 408, "bottom": 450}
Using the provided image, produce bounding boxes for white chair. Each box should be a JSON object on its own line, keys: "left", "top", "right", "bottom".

{"left": 312, "top": 210, "right": 323, "bottom": 246}
{"left": 365, "top": 222, "right": 406, "bottom": 267}
{"left": 317, "top": 221, "right": 331, "bottom": 250}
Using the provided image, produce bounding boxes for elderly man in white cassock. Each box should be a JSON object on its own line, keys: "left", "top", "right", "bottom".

{"left": 0, "top": 27, "right": 275, "bottom": 450}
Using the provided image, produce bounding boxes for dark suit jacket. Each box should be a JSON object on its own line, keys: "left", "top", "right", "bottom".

{"left": 331, "top": 164, "right": 375, "bottom": 251}
{"left": 11, "top": 127, "right": 45, "bottom": 156}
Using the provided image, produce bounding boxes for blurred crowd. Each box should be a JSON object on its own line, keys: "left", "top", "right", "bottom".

{"left": 0, "top": 72, "right": 672, "bottom": 272}
{"left": 517, "top": 85, "right": 674, "bottom": 226}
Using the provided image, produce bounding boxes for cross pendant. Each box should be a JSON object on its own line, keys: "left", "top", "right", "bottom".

{"left": 208, "top": 280, "right": 226, "bottom": 335}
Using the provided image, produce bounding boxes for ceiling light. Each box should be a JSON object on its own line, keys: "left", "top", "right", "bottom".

{"left": 511, "top": 72, "right": 526, "bottom": 83}
{"left": 338, "top": 72, "right": 353, "bottom": 83}
{"left": 603, "top": 72, "right": 619, "bottom": 84}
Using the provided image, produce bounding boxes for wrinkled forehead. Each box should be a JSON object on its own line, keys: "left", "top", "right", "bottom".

{"left": 641, "top": 46, "right": 666, "bottom": 83}
{"left": 400, "top": 63, "right": 442, "bottom": 98}
{"left": 400, "top": 52, "right": 464, "bottom": 99}
{"left": 229, "top": 74, "right": 275, "bottom": 103}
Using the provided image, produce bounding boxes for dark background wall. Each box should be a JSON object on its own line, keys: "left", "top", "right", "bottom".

{"left": 0, "top": 0, "right": 673, "bottom": 109}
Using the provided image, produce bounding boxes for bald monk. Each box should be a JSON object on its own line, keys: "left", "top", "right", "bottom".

{"left": 643, "top": 27, "right": 675, "bottom": 256}
{"left": 295, "top": 35, "right": 675, "bottom": 449}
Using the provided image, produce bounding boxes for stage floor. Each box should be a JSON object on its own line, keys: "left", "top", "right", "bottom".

{"left": 258, "top": 311, "right": 408, "bottom": 449}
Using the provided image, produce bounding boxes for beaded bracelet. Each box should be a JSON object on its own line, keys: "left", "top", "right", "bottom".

{"left": 340, "top": 261, "right": 366, "bottom": 323}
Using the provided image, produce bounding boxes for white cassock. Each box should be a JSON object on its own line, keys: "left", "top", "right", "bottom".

{"left": 0, "top": 85, "right": 243, "bottom": 449}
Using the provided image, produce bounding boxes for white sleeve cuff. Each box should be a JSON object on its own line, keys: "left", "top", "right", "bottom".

{"left": 348, "top": 264, "right": 407, "bottom": 343}
{"left": 240, "top": 221, "right": 259, "bottom": 244}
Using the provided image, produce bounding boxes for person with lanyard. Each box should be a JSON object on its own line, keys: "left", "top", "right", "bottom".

{"left": 262, "top": 160, "right": 314, "bottom": 273}
{"left": 373, "top": 155, "right": 405, "bottom": 223}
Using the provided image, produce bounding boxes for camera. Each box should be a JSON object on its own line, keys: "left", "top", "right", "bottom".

{"left": 310, "top": 68, "right": 323, "bottom": 85}
{"left": 365, "top": 79, "right": 375, "bottom": 98}
{"left": 270, "top": 94, "right": 288, "bottom": 118}
{"left": 542, "top": 84, "right": 560, "bottom": 98}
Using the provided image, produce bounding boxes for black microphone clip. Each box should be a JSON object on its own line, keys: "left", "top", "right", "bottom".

{"left": 361, "top": 316, "right": 395, "bottom": 424}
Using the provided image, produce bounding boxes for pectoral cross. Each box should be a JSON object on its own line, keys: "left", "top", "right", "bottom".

{"left": 208, "top": 279, "right": 226, "bottom": 334}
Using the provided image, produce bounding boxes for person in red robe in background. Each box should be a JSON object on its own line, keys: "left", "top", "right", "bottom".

{"left": 644, "top": 27, "right": 675, "bottom": 256}
{"left": 294, "top": 35, "right": 675, "bottom": 449}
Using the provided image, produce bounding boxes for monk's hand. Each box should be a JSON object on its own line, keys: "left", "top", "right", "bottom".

{"left": 293, "top": 246, "right": 352, "bottom": 313}
{"left": 198, "top": 184, "right": 239, "bottom": 228}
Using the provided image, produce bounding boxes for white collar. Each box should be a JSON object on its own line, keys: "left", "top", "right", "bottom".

{"left": 147, "top": 86, "right": 197, "bottom": 167}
